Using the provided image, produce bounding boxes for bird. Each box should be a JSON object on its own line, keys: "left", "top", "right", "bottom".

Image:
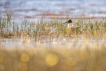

{"left": 63, "top": 19, "right": 79, "bottom": 29}
{"left": 63, "top": 19, "right": 80, "bottom": 38}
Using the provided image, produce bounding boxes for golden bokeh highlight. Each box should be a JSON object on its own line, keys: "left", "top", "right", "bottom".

{"left": 45, "top": 53, "right": 59, "bottom": 67}
{"left": 18, "top": 62, "right": 28, "bottom": 71}
{"left": 20, "top": 53, "right": 30, "bottom": 62}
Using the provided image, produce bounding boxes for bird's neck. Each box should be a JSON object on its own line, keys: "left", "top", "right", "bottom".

{"left": 67, "top": 24, "right": 70, "bottom": 28}
{"left": 67, "top": 23, "right": 73, "bottom": 28}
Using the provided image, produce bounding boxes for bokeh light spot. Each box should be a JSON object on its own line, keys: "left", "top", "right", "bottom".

{"left": 21, "top": 53, "right": 29, "bottom": 62}
{"left": 45, "top": 53, "right": 59, "bottom": 67}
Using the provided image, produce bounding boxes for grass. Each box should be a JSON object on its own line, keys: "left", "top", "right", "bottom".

{"left": 0, "top": 14, "right": 106, "bottom": 71}
{"left": 0, "top": 16, "right": 106, "bottom": 39}
{"left": 0, "top": 43, "right": 106, "bottom": 71}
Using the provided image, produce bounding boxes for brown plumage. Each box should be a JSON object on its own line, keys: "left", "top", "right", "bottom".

{"left": 64, "top": 19, "right": 80, "bottom": 29}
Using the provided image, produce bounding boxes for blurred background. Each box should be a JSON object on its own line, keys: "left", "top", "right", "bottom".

{"left": 0, "top": 0, "right": 106, "bottom": 19}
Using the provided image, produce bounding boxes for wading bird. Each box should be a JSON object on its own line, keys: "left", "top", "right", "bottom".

{"left": 63, "top": 19, "right": 80, "bottom": 37}
{"left": 63, "top": 19, "right": 79, "bottom": 29}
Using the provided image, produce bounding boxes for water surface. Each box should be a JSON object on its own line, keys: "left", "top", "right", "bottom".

{"left": 0, "top": 0, "right": 106, "bottom": 19}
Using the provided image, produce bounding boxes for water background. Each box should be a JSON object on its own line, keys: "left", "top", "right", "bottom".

{"left": 0, "top": 0, "right": 106, "bottom": 19}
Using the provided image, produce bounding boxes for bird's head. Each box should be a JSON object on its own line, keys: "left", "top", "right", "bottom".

{"left": 63, "top": 19, "right": 72, "bottom": 24}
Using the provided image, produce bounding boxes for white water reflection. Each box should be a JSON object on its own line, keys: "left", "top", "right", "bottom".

{"left": 0, "top": 38, "right": 106, "bottom": 49}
